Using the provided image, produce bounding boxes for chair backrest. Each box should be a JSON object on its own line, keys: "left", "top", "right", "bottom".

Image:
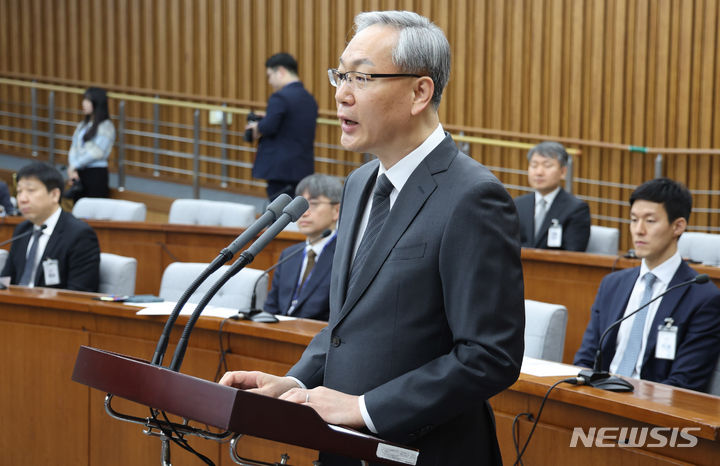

{"left": 99, "top": 252, "right": 138, "bottom": 296}
{"left": 708, "top": 356, "right": 720, "bottom": 396}
{"left": 678, "top": 232, "right": 720, "bottom": 267}
{"left": 0, "top": 248, "right": 7, "bottom": 273}
{"left": 73, "top": 198, "right": 147, "bottom": 222}
{"left": 523, "top": 299, "right": 568, "bottom": 362}
{"left": 168, "top": 199, "right": 256, "bottom": 228}
{"left": 159, "top": 262, "right": 268, "bottom": 310}
{"left": 586, "top": 225, "right": 620, "bottom": 255}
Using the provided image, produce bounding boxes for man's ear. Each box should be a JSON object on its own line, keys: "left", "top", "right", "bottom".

{"left": 410, "top": 76, "right": 435, "bottom": 116}
{"left": 50, "top": 187, "right": 61, "bottom": 204}
{"left": 672, "top": 217, "right": 687, "bottom": 238}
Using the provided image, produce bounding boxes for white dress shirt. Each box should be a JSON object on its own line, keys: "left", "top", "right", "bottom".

{"left": 609, "top": 251, "right": 682, "bottom": 377}
{"left": 23, "top": 206, "right": 61, "bottom": 287}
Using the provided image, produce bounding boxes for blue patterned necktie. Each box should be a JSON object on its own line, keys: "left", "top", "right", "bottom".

{"left": 347, "top": 174, "right": 393, "bottom": 293}
{"left": 18, "top": 228, "right": 44, "bottom": 286}
{"left": 616, "top": 272, "right": 657, "bottom": 376}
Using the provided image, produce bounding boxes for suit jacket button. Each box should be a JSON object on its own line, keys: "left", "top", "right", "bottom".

{"left": 331, "top": 336, "right": 341, "bottom": 347}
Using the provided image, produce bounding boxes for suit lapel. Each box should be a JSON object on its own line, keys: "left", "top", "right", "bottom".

{"left": 294, "top": 238, "right": 335, "bottom": 309}
{"left": 337, "top": 137, "right": 454, "bottom": 323}
{"left": 642, "top": 262, "right": 694, "bottom": 366}
{"left": 602, "top": 268, "right": 639, "bottom": 362}
{"left": 333, "top": 163, "right": 379, "bottom": 313}
{"left": 36, "top": 211, "right": 65, "bottom": 285}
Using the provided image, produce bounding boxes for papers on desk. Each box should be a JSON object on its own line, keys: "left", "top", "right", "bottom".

{"left": 521, "top": 356, "right": 581, "bottom": 377}
{"left": 134, "top": 301, "right": 297, "bottom": 321}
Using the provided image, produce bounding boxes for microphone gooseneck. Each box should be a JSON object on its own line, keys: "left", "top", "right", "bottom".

{"left": 0, "top": 223, "right": 47, "bottom": 247}
{"left": 577, "top": 273, "right": 710, "bottom": 392}
{"left": 150, "top": 195, "right": 292, "bottom": 366}
{"left": 168, "top": 196, "right": 309, "bottom": 372}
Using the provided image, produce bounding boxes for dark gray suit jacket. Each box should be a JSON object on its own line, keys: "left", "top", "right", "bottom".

{"left": 514, "top": 188, "right": 591, "bottom": 251}
{"left": 287, "top": 135, "right": 525, "bottom": 465}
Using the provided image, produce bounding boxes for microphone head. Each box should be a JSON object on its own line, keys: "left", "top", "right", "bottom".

{"left": 283, "top": 196, "right": 310, "bottom": 222}
{"left": 40, "top": 224, "right": 48, "bottom": 230}
{"left": 321, "top": 229, "right": 332, "bottom": 238}
{"left": 266, "top": 194, "right": 292, "bottom": 220}
{"left": 695, "top": 273, "right": 710, "bottom": 284}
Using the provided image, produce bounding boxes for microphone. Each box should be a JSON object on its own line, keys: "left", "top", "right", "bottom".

{"left": 0, "top": 224, "right": 47, "bottom": 247}
{"left": 168, "top": 196, "right": 309, "bottom": 372}
{"left": 576, "top": 273, "right": 710, "bottom": 392}
{"left": 150, "top": 194, "right": 291, "bottom": 366}
{"left": 249, "top": 228, "right": 332, "bottom": 311}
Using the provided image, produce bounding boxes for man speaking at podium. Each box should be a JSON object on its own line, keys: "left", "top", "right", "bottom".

{"left": 221, "top": 10, "right": 525, "bottom": 465}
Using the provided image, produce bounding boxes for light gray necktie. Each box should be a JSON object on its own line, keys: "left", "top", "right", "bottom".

{"left": 18, "top": 228, "right": 43, "bottom": 286}
{"left": 534, "top": 198, "right": 547, "bottom": 239}
{"left": 616, "top": 273, "right": 657, "bottom": 376}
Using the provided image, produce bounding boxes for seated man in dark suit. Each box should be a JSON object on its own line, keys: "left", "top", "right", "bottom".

{"left": 574, "top": 178, "right": 720, "bottom": 392}
{"left": 514, "top": 141, "right": 590, "bottom": 251}
{"left": 1, "top": 162, "right": 100, "bottom": 292}
{"left": 264, "top": 174, "right": 341, "bottom": 321}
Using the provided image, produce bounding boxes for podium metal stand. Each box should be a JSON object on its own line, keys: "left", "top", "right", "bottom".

{"left": 72, "top": 346, "right": 419, "bottom": 465}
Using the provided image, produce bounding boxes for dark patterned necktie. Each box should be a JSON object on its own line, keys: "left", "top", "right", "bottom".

{"left": 347, "top": 174, "right": 393, "bottom": 292}
{"left": 299, "top": 249, "right": 316, "bottom": 288}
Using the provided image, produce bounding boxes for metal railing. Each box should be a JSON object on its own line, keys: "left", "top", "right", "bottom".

{"left": 1, "top": 76, "right": 719, "bottom": 240}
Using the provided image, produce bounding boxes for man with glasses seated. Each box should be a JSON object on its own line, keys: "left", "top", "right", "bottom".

{"left": 263, "top": 174, "right": 341, "bottom": 321}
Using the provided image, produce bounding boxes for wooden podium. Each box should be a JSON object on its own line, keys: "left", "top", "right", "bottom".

{"left": 72, "top": 346, "right": 419, "bottom": 465}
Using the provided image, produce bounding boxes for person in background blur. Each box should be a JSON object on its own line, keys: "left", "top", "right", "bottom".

{"left": 66, "top": 87, "right": 115, "bottom": 201}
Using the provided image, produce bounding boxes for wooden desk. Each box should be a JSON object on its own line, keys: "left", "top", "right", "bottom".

{"left": 491, "top": 371, "right": 720, "bottom": 465}
{"left": 0, "top": 286, "right": 325, "bottom": 466}
{"left": 0, "top": 216, "right": 305, "bottom": 295}
{"left": 2, "top": 286, "right": 718, "bottom": 465}
{"left": 522, "top": 248, "right": 720, "bottom": 363}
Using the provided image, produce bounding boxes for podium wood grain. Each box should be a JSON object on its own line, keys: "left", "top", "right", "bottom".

{"left": 0, "top": 286, "right": 325, "bottom": 466}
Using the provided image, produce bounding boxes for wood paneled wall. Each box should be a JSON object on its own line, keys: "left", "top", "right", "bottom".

{"left": 1, "top": 0, "right": 719, "bottom": 250}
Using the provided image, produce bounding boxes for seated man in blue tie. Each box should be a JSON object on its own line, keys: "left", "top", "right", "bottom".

{"left": 1, "top": 161, "right": 100, "bottom": 291}
{"left": 514, "top": 141, "right": 590, "bottom": 251}
{"left": 574, "top": 178, "right": 720, "bottom": 392}
{"left": 263, "top": 174, "right": 342, "bottom": 320}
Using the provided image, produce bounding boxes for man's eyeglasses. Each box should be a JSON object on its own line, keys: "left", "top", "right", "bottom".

{"left": 308, "top": 200, "right": 339, "bottom": 210}
{"left": 327, "top": 68, "right": 421, "bottom": 90}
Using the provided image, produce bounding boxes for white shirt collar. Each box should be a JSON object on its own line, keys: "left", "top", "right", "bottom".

{"left": 377, "top": 124, "right": 445, "bottom": 201}
{"left": 306, "top": 229, "right": 336, "bottom": 256}
{"left": 38, "top": 205, "right": 62, "bottom": 236}
{"left": 534, "top": 186, "right": 561, "bottom": 207}
{"left": 640, "top": 250, "right": 682, "bottom": 285}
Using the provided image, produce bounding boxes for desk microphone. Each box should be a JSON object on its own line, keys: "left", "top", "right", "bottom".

{"left": 150, "top": 194, "right": 291, "bottom": 366}
{"left": 0, "top": 224, "right": 47, "bottom": 247}
{"left": 249, "top": 228, "right": 332, "bottom": 311}
{"left": 575, "top": 273, "right": 710, "bottom": 392}
{"left": 168, "top": 196, "right": 309, "bottom": 372}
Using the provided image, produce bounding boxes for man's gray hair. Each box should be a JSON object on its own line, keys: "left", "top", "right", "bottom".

{"left": 527, "top": 141, "right": 569, "bottom": 167}
{"left": 354, "top": 11, "right": 450, "bottom": 109}
{"left": 295, "top": 174, "right": 343, "bottom": 203}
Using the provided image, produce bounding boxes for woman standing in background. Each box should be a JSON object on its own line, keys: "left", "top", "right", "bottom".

{"left": 66, "top": 87, "right": 115, "bottom": 201}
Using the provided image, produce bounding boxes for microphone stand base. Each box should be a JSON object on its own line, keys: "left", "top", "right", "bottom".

{"left": 578, "top": 369, "right": 634, "bottom": 392}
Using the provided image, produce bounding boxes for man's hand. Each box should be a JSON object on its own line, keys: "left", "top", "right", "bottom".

{"left": 218, "top": 371, "right": 299, "bottom": 398}
{"left": 244, "top": 121, "right": 260, "bottom": 141}
{"left": 280, "top": 386, "right": 365, "bottom": 429}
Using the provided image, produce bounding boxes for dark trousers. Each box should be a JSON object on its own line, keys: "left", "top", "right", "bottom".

{"left": 266, "top": 179, "right": 298, "bottom": 201}
{"left": 73, "top": 166, "right": 110, "bottom": 201}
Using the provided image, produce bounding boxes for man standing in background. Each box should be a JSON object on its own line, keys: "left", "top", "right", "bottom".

{"left": 247, "top": 53, "right": 318, "bottom": 201}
